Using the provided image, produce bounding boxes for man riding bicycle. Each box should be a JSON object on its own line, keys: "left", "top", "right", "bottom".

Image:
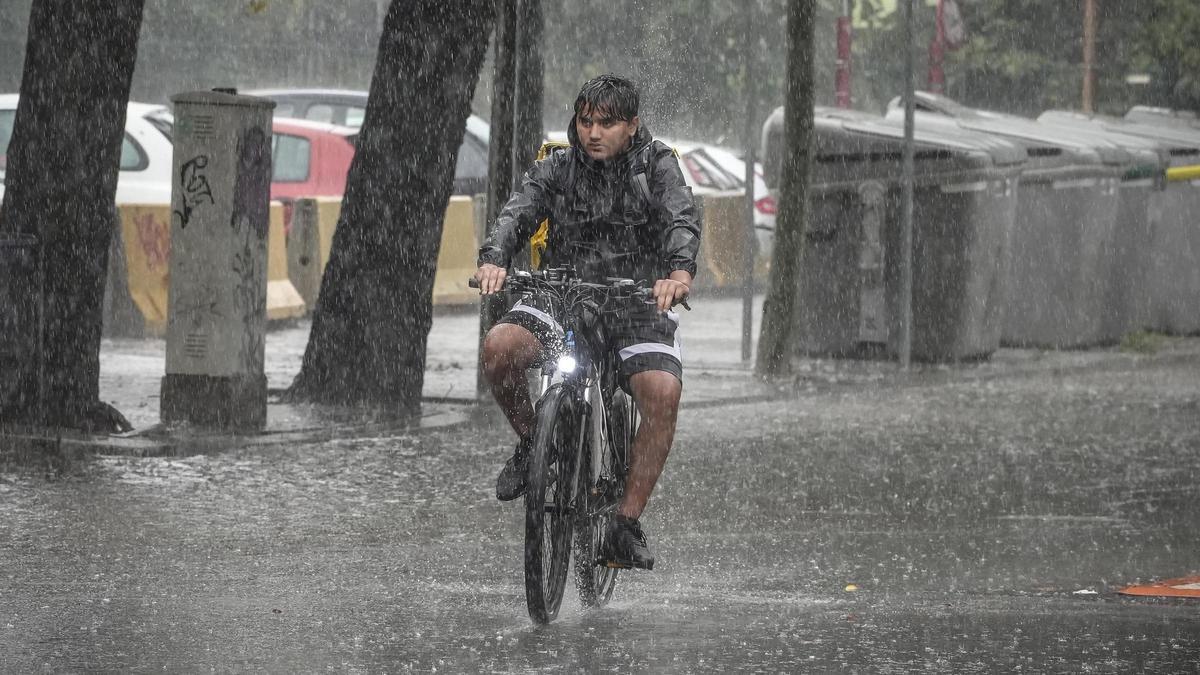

{"left": 475, "top": 74, "right": 700, "bottom": 570}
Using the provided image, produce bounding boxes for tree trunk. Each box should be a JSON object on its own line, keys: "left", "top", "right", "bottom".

{"left": 513, "top": 0, "right": 544, "bottom": 176}
{"left": 755, "top": 0, "right": 816, "bottom": 377}
{"left": 0, "top": 0, "right": 143, "bottom": 432}
{"left": 476, "top": 0, "right": 517, "bottom": 398}
{"left": 286, "top": 0, "right": 495, "bottom": 415}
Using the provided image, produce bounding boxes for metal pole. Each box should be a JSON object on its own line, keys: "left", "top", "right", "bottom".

{"left": 1082, "top": 0, "right": 1097, "bottom": 113}
{"left": 900, "top": 0, "right": 915, "bottom": 369}
{"left": 835, "top": 0, "right": 853, "bottom": 108}
{"left": 928, "top": 0, "right": 945, "bottom": 93}
{"left": 741, "top": 1, "right": 757, "bottom": 362}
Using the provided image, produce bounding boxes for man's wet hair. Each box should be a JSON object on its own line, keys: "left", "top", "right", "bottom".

{"left": 573, "top": 74, "right": 640, "bottom": 122}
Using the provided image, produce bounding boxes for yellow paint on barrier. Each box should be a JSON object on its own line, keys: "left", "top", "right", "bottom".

{"left": 267, "top": 202, "right": 306, "bottom": 320}
{"left": 117, "top": 203, "right": 173, "bottom": 336}
{"left": 696, "top": 190, "right": 753, "bottom": 288}
{"left": 434, "top": 196, "right": 481, "bottom": 305}
{"left": 315, "top": 196, "right": 342, "bottom": 271}
{"left": 284, "top": 195, "right": 483, "bottom": 307}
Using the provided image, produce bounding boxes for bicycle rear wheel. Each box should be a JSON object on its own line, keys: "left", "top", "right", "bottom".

{"left": 524, "top": 384, "right": 581, "bottom": 624}
{"left": 573, "top": 389, "right": 632, "bottom": 608}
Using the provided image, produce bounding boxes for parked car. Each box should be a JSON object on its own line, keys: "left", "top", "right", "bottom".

{"left": 269, "top": 117, "right": 357, "bottom": 200}
{"left": 0, "top": 94, "right": 174, "bottom": 204}
{"left": 678, "top": 144, "right": 777, "bottom": 259}
{"left": 247, "top": 88, "right": 490, "bottom": 196}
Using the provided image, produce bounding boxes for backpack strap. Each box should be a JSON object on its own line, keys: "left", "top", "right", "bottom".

{"left": 630, "top": 142, "right": 655, "bottom": 206}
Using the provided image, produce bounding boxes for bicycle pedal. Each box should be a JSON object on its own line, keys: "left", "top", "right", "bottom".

{"left": 596, "top": 558, "right": 633, "bottom": 570}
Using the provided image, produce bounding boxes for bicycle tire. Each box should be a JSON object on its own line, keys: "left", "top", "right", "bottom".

{"left": 573, "top": 389, "right": 632, "bottom": 608}
{"left": 524, "top": 384, "right": 581, "bottom": 624}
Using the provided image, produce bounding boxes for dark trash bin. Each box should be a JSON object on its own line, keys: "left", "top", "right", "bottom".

{"left": 1033, "top": 112, "right": 1171, "bottom": 339}
{"left": 887, "top": 93, "right": 1127, "bottom": 348}
{"left": 761, "top": 106, "right": 1025, "bottom": 362}
{"left": 1040, "top": 110, "right": 1200, "bottom": 335}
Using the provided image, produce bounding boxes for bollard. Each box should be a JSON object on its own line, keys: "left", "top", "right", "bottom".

{"left": 160, "top": 90, "right": 275, "bottom": 430}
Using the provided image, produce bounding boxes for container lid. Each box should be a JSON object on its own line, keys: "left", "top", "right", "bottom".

{"left": 815, "top": 106, "right": 1027, "bottom": 167}
{"left": 171, "top": 89, "right": 277, "bottom": 110}
{"left": 1040, "top": 110, "right": 1200, "bottom": 154}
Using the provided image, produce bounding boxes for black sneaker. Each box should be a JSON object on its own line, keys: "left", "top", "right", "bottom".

{"left": 496, "top": 438, "right": 531, "bottom": 501}
{"left": 600, "top": 515, "right": 655, "bottom": 570}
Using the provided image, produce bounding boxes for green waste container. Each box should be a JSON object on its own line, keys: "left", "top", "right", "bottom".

{"left": 761, "top": 106, "right": 1025, "bottom": 361}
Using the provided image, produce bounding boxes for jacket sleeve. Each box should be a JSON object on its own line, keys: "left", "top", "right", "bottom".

{"left": 477, "top": 153, "right": 561, "bottom": 269}
{"left": 652, "top": 143, "right": 702, "bottom": 278}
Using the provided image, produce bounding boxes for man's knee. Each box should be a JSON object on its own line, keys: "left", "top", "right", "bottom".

{"left": 482, "top": 324, "right": 540, "bottom": 382}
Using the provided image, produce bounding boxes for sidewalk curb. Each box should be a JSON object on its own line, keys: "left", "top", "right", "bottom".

{"left": 0, "top": 402, "right": 475, "bottom": 461}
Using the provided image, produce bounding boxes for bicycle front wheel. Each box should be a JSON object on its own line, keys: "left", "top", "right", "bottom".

{"left": 573, "top": 389, "right": 631, "bottom": 608}
{"left": 524, "top": 384, "right": 581, "bottom": 624}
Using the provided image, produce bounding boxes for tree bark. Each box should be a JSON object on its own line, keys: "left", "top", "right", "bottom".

{"left": 476, "top": 0, "right": 517, "bottom": 398}
{"left": 286, "top": 0, "right": 495, "bottom": 415}
{"left": 755, "top": 0, "right": 816, "bottom": 377}
{"left": 513, "top": 0, "right": 544, "bottom": 177}
{"left": 0, "top": 0, "right": 143, "bottom": 432}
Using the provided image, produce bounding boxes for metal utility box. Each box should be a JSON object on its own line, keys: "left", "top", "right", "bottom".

{"left": 160, "top": 90, "right": 275, "bottom": 429}
{"left": 886, "top": 94, "right": 1126, "bottom": 348}
{"left": 1040, "top": 111, "right": 1200, "bottom": 335}
{"left": 761, "top": 106, "right": 1025, "bottom": 362}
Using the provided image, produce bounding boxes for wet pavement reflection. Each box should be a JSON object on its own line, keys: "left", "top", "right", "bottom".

{"left": 3, "top": 343, "right": 1199, "bottom": 671}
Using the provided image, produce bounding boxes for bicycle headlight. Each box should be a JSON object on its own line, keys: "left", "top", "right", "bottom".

{"left": 556, "top": 355, "right": 577, "bottom": 374}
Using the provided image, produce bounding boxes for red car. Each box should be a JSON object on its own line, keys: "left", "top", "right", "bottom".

{"left": 270, "top": 117, "right": 357, "bottom": 200}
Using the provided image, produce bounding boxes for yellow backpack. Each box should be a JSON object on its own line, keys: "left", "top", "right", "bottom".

{"left": 529, "top": 140, "right": 570, "bottom": 268}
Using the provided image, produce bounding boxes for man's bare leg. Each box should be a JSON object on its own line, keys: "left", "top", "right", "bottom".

{"left": 618, "top": 370, "right": 682, "bottom": 520}
{"left": 481, "top": 323, "right": 542, "bottom": 439}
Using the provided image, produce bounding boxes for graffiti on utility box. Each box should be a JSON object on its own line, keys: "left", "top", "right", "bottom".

{"left": 174, "top": 154, "right": 214, "bottom": 230}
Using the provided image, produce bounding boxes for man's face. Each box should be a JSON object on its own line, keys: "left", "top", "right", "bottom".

{"left": 575, "top": 104, "right": 639, "bottom": 161}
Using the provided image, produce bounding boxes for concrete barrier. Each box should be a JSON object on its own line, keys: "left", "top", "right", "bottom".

{"left": 695, "top": 190, "right": 753, "bottom": 289}
{"left": 267, "top": 202, "right": 306, "bottom": 320}
{"left": 286, "top": 195, "right": 483, "bottom": 309}
{"left": 113, "top": 202, "right": 305, "bottom": 335}
{"left": 116, "top": 204, "right": 172, "bottom": 336}
{"left": 434, "top": 196, "right": 482, "bottom": 305}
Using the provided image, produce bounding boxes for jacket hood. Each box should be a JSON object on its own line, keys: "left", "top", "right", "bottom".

{"left": 566, "top": 114, "right": 654, "bottom": 172}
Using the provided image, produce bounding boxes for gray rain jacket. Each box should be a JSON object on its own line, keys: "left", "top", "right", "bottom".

{"left": 477, "top": 120, "right": 701, "bottom": 283}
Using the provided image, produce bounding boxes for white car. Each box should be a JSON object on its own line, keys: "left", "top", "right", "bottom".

{"left": 672, "top": 142, "right": 777, "bottom": 260}
{"left": 0, "top": 94, "right": 175, "bottom": 205}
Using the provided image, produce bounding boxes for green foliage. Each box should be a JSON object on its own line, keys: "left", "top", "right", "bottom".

{"left": 1134, "top": 0, "right": 1200, "bottom": 111}
{"left": 1119, "top": 330, "right": 1165, "bottom": 355}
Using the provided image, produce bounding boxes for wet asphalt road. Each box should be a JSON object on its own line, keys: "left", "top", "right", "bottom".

{"left": 3, "top": 342, "right": 1200, "bottom": 671}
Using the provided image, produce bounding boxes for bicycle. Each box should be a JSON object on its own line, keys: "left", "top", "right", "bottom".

{"left": 472, "top": 267, "right": 683, "bottom": 623}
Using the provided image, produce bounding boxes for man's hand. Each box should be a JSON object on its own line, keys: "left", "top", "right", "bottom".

{"left": 652, "top": 271, "right": 692, "bottom": 312}
{"left": 475, "top": 263, "right": 507, "bottom": 295}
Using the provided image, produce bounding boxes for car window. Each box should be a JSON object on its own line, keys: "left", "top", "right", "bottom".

{"left": 345, "top": 107, "right": 365, "bottom": 128}
{"left": 272, "top": 133, "right": 311, "bottom": 182}
{"left": 120, "top": 134, "right": 148, "bottom": 171}
{"left": 305, "top": 104, "right": 335, "bottom": 124}
{"left": 0, "top": 110, "right": 15, "bottom": 167}
{"left": 455, "top": 137, "right": 488, "bottom": 181}
{"left": 682, "top": 152, "right": 740, "bottom": 191}
{"left": 145, "top": 112, "right": 173, "bottom": 142}
{"left": 273, "top": 102, "right": 295, "bottom": 118}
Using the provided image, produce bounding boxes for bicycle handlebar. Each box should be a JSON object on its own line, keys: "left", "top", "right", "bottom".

{"left": 469, "top": 269, "right": 690, "bottom": 310}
